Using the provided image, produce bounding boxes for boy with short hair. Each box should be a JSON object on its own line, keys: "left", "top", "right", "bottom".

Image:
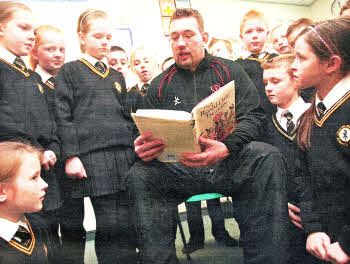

{"left": 262, "top": 54, "right": 311, "bottom": 263}
{"left": 237, "top": 10, "right": 278, "bottom": 116}
{"left": 270, "top": 23, "right": 292, "bottom": 55}
{"left": 107, "top": 46, "right": 137, "bottom": 88}
{"left": 126, "top": 47, "right": 158, "bottom": 112}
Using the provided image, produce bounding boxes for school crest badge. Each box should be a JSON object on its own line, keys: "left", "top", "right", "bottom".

{"left": 36, "top": 82, "right": 44, "bottom": 94}
{"left": 337, "top": 125, "right": 350, "bottom": 146}
{"left": 115, "top": 82, "right": 122, "bottom": 93}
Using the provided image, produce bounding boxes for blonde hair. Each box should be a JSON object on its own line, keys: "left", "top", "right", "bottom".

{"left": 240, "top": 10, "right": 268, "bottom": 35}
{"left": 208, "top": 38, "right": 233, "bottom": 53}
{"left": 77, "top": 9, "right": 109, "bottom": 52}
{"left": 29, "top": 25, "right": 63, "bottom": 71}
{"left": 0, "top": 1, "right": 31, "bottom": 25}
{"left": 130, "top": 47, "right": 156, "bottom": 73}
{"left": 0, "top": 141, "right": 42, "bottom": 183}
{"left": 261, "top": 54, "right": 295, "bottom": 78}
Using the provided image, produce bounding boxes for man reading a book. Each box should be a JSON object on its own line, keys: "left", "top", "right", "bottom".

{"left": 128, "top": 8, "right": 289, "bottom": 264}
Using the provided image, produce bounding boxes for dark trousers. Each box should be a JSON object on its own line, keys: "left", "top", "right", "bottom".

{"left": 61, "top": 193, "right": 137, "bottom": 264}
{"left": 129, "top": 141, "right": 289, "bottom": 264}
{"left": 60, "top": 198, "right": 86, "bottom": 264}
{"left": 185, "top": 198, "right": 228, "bottom": 243}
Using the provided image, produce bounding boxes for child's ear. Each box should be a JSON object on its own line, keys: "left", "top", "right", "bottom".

{"left": 31, "top": 48, "right": 39, "bottom": 61}
{"left": 78, "top": 32, "right": 86, "bottom": 45}
{"left": 0, "top": 184, "right": 7, "bottom": 203}
{"left": 0, "top": 23, "right": 5, "bottom": 38}
{"left": 326, "top": 55, "right": 342, "bottom": 74}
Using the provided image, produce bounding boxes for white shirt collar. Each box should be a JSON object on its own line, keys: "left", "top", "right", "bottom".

{"left": 315, "top": 72, "right": 350, "bottom": 114}
{"left": 81, "top": 53, "right": 108, "bottom": 69}
{"left": 35, "top": 65, "right": 53, "bottom": 83}
{"left": 242, "top": 50, "right": 267, "bottom": 60}
{"left": 0, "top": 47, "right": 22, "bottom": 65}
{"left": 0, "top": 216, "right": 29, "bottom": 242}
{"left": 137, "top": 81, "right": 149, "bottom": 89}
{"left": 276, "top": 97, "right": 311, "bottom": 128}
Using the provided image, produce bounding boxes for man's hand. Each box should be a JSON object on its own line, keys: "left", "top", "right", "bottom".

{"left": 65, "top": 157, "right": 87, "bottom": 179}
{"left": 306, "top": 232, "right": 331, "bottom": 261}
{"left": 288, "top": 202, "right": 304, "bottom": 230}
{"left": 179, "top": 136, "right": 229, "bottom": 167}
{"left": 134, "top": 132, "right": 166, "bottom": 162}
{"left": 326, "top": 242, "right": 350, "bottom": 264}
{"left": 42, "top": 150, "right": 57, "bottom": 171}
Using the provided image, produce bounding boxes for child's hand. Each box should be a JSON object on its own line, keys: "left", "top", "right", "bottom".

{"left": 65, "top": 157, "right": 87, "bottom": 179}
{"left": 42, "top": 150, "right": 57, "bottom": 171}
{"left": 288, "top": 202, "right": 303, "bottom": 229}
{"left": 306, "top": 232, "right": 331, "bottom": 261}
{"left": 326, "top": 242, "right": 350, "bottom": 264}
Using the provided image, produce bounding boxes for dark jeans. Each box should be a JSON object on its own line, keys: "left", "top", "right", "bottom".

{"left": 185, "top": 198, "right": 228, "bottom": 243}
{"left": 60, "top": 193, "right": 137, "bottom": 264}
{"left": 129, "top": 141, "right": 289, "bottom": 264}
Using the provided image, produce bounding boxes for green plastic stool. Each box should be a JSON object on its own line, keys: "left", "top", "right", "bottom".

{"left": 176, "top": 193, "right": 224, "bottom": 262}
{"left": 186, "top": 193, "right": 224, "bottom": 202}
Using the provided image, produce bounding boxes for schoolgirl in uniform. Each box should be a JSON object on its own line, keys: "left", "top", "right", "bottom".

{"left": 29, "top": 25, "right": 66, "bottom": 262}
{"left": 0, "top": 2, "right": 59, "bottom": 191}
{"left": 291, "top": 17, "right": 350, "bottom": 264}
{"left": 54, "top": 9, "right": 136, "bottom": 264}
{"left": 0, "top": 140, "right": 54, "bottom": 264}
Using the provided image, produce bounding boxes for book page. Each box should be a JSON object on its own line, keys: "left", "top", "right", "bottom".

{"left": 133, "top": 109, "right": 191, "bottom": 121}
{"left": 192, "top": 81, "right": 236, "bottom": 140}
{"left": 131, "top": 114, "right": 201, "bottom": 162}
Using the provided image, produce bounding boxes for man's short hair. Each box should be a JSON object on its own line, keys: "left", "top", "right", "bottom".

{"left": 261, "top": 54, "right": 295, "bottom": 78}
{"left": 170, "top": 8, "right": 204, "bottom": 32}
{"left": 240, "top": 9, "right": 268, "bottom": 35}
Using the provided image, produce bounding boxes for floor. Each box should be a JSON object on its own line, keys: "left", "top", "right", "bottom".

{"left": 82, "top": 198, "right": 244, "bottom": 263}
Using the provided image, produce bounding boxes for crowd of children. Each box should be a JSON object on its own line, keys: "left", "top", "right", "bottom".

{"left": 0, "top": 0, "right": 349, "bottom": 263}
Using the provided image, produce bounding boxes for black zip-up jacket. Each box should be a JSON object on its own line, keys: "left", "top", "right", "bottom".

{"left": 143, "top": 52, "right": 266, "bottom": 154}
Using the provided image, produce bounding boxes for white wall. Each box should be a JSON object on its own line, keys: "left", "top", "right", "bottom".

{"left": 25, "top": 0, "right": 334, "bottom": 63}
{"left": 309, "top": 0, "right": 336, "bottom": 21}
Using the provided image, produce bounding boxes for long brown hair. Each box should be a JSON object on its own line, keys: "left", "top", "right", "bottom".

{"left": 0, "top": 141, "right": 43, "bottom": 183}
{"left": 297, "top": 17, "right": 350, "bottom": 150}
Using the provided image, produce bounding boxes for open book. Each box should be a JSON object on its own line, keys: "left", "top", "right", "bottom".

{"left": 131, "top": 81, "right": 236, "bottom": 162}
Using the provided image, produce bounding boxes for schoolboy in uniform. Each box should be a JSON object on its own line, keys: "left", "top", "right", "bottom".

{"left": 262, "top": 54, "right": 311, "bottom": 263}
{"left": 107, "top": 45, "right": 137, "bottom": 88}
{"left": 126, "top": 47, "right": 158, "bottom": 112}
{"left": 236, "top": 10, "right": 278, "bottom": 117}
{"left": 129, "top": 8, "right": 289, "bottom": 264}
{"left": 270, "top": 23, "right": 292, "bottom": 55}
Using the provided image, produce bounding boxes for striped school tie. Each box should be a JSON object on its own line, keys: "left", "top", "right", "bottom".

{"left": 95, "top": 61, "right": 106, "bottom": 74}
{"left": 282, "top": 110, "right": 295, "bottom": 134}
{"left": 13, "top": 57, "right": 28, "bottom": 73}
